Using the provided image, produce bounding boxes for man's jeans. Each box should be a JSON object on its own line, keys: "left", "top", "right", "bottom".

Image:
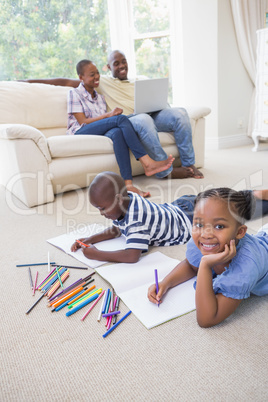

{"left": 129, "top": 107, "right": 195, "bottom": 178}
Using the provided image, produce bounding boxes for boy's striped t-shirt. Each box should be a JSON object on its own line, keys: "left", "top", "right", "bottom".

{"left": 112, "top": 192, "right": 192, "bottom": 251}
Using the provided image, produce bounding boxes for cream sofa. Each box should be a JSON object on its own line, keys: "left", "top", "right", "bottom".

{"left": 0, "top": 80, "right": 211, "bottom": 207}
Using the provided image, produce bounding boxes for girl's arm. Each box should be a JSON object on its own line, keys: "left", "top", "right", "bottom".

{"left": 195, "top": 241, "right": 242, "bottom": 328}
{"left": 148, "top": 258, "right": 198, "bottom": 305}
{"left": 71, "top": 226, "right": 121, "bottom": 251}
{"left": 73, "top": 107, "right": 123, "bottom": 125}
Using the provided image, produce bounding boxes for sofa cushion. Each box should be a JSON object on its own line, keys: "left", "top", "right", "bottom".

{"left": 0, "top": 81, "right": 69, "bottom": 130}
{"left": 47, "top": 134, "right": 114, "bottom": 158}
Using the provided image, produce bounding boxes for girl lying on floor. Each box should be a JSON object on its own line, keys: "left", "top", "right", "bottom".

{"left": 148, "top": 188, "right": 268, "bottom": 327}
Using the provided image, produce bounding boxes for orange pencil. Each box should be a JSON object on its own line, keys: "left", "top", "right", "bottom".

{"left": 67, "top": 285, "right": 95, "bottom": 305}
{"left": 48, "top": 278, "right": 91, "bottom": 304}
{"left": 50, "top": 285, "right": 84, "bottom": 308}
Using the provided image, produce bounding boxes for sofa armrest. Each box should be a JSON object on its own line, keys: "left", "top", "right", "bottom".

{"left": 0, "top": 124, "right": 51, "bottom": 162}
{"left": 185, "top": 106, "right": 211, "bottom": 120}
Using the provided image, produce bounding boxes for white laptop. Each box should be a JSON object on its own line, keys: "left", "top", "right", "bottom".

{"left": 134, "top": 77, "right": 169, "bottom": 114}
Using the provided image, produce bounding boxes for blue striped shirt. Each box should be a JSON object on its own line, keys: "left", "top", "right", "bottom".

{"left": 113, "top": 192, "right": 192, "bottom": 251}
{"left": 67, "top": 82, "right": 107, "bottom": 135}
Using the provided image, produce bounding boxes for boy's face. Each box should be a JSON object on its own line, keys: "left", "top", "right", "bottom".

{"left": 108, "top": 52, "right": 128, "bottom": 81}
{"left": 90, "top": 192, "right": 124, "bottom": 221}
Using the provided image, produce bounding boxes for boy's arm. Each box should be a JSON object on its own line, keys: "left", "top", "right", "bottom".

{"left": 71, "top": 226, "right": 121, "bottom": 251}
{"left": 148, "top": 258, "right": 197, "bottom": 305}
{"left": 82, "top": 246, "right": 142, "bottom": 263}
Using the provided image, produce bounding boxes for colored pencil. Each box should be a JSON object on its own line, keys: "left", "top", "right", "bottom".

{"left": 76, "top": 239, "right": 90, "bottom": 248}
{"left": 103, "top": 311, "right": 132, "bottom": 338}
{"left": 81, "top": 290, "right": 105, "bottom": 321}
{"left": 97, "top": 290, "right": 107, "bottom": 322}
{"left": 66, "top": 285, "right": 96, "bottom": 305}
{"left": 36, "top": 268, "right": 56, "bottom": 289}
{"left": 155, "top": 269, "right": 159, "bottom": 307}
{"left": 67, "top": 288, "right": 101, "bottom": 309}
{"left": 40, "top": 267, "right": 66, "bottom": 292}
{"left": 33, "top": 271, "right": 38, "bottom": 296}
{"left": 66, "top": 293, "right": 100, "bottom": 317}
{"left": 55, "top": 266, "right": 64, "bottom": 288}
{"left": 50, "top": 285, "right": 84, "bottom": 308}
{"left": 102, "top": 289, "right": 110, "bottom": 314}
{"left": 26, "top": 293, "right": 45, "bottom": 314}
{"left": 107, "top": 295, "right": 117, "bottom": 329}
{"left": 48, "top": 273, "right": 95, "bottom": 302}
{"left": 28, "top": 267, "right": 33, "bottom": 289}
{"left": 51, "top": 264, "right": 88, "bottom": 270}
{"left": 102, "top": 311, "right": 120, "bottom": 318}
{"left": 53, "top": 289, "right": 86, "bottom": 312}
{"left": 17, "top": 262, "right": 56, "bottom": 267}
{"left": 46, "top": 270, "right": 70, "bottom": 298}
{"left": 113, "top": 297, "right": 120, "bottom": 324}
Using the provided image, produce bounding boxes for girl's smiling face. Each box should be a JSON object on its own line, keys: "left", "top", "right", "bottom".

{"left": 192, "top": 197, "right": 246, "bottom": 255}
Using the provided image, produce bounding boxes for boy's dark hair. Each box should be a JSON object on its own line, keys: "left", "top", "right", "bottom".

{"left": 195, "top": 187, "right": 256, "bottom": 223}
{"left": 76, "top": 59, "right": 92, "bottom": 76}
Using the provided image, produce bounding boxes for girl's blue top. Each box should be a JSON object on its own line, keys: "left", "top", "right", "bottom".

{"left": 186, "top": 231, "right": 268, "bottom": 299}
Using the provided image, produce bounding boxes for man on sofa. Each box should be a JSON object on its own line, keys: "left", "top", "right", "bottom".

{"left": 99, "top": 50, "right": 203, "bottom": 180}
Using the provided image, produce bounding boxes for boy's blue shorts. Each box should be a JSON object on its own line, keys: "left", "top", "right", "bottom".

{"left": 172, "top": 192, "right": 268, "bottom": 224}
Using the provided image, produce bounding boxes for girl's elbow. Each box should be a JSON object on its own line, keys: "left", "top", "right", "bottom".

{"left": 196, "top": 314, "right": 217, "bottom": 328}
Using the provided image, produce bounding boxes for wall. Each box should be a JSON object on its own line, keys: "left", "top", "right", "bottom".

{"left": 181, "top": 0, "right": 254, "bottom": 149}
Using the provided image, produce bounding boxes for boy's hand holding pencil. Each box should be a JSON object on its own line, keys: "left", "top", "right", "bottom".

{"left": 71, "top": 238, "right": 91, "bottom": 252}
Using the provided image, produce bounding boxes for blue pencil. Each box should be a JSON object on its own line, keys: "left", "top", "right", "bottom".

{"left": 103, "top": 311, "right": 132, "bottom": 338}
{"left": 17, "top": 262, "right": 56, "bottom": 267}
{"left": 65, "top": 293, "right": 99, "bottom": 317}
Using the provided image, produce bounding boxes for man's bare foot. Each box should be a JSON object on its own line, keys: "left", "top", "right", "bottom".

{"left": 140, "top": 154, "right": 175, "bottom": 177}
{"left": 171, "top": 166, "right": 195, "bottom": 179}
{"left": 253, "top": 189, "right": 268, "bottom": 200}
{"left": 126, "top": 184, "right": 151, "bottom": 198}
{"left": 189, "top": 165, "right": 203, "bottom": 178}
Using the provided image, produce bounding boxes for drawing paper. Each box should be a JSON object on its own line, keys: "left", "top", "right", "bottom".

{"left": 47, "top": 224, "right": 126, "bottom": 268}
{"left": 96, "top": 251, "right": 196, "bottom": 329}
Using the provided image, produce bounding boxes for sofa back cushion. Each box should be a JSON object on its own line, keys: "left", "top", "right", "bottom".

{"left": 0, "top": 81, "right": 69, "bottom": 136}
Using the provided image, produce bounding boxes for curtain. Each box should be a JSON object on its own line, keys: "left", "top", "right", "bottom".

{"left": 230, "top": 0, "right": 267, "bottom": 136}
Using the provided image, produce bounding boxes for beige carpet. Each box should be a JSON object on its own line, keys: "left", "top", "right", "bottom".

{"left": 1, "top": 144, "right": 268, "bottom": 401}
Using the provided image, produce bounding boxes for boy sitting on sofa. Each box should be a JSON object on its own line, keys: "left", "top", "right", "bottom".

{"left": 71, "top": 171, "right": 268, "bottom": 264}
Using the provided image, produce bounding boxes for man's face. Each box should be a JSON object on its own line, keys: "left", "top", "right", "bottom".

{"left": 108, "top": 52, "right": 128, "bottom": 80}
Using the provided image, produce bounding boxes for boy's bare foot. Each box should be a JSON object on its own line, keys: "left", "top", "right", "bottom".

{"left": 141, "top": 154, "right": 175, "bottom": 177}
{"left": 253, "top": 189, "right": 268, "bottom": 200}
{"left": 126, "top": 184, "right": 151, "bottom": 198}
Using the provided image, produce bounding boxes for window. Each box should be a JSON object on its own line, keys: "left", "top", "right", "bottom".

{"left": 108, "top": 0, "right": 183, "bottom": 105}
{"left": 1, "top": 0, "right": 183, "bottom": 103}
{"left": 0, "top": 0, "right": 111, "bottom": 80}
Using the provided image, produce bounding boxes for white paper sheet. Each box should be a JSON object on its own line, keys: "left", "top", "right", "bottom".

{"left": 96, "top": 251, "right": 196, "bottom": 329}
{"left": 47, "top": 224, "right": 126, "bottom": 268}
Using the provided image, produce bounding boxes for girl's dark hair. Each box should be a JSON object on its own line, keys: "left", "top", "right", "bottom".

{"left": 194, "top": 187, "right": 256, "bottom": 223}
{"left": 76, "top": 59, "right": 92, "bottom": 76}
